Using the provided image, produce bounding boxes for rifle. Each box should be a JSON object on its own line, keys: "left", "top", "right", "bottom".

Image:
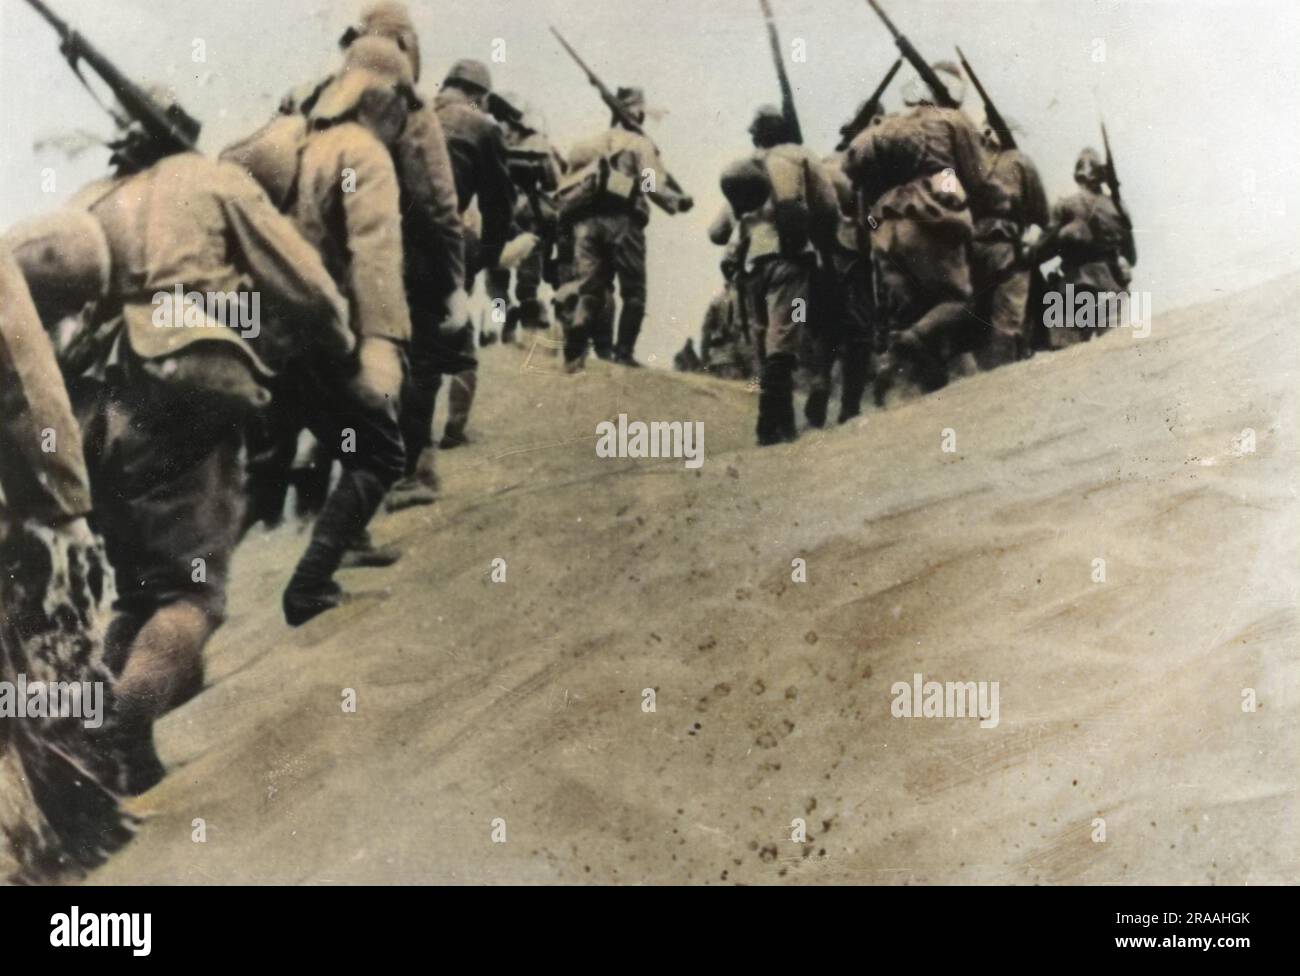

{"left": 955, "top": 45, "right": 1015, "bottom": 150}
{"left": 864, "top": 0, "right": 958, "bottom": 110}
{"left": 1100, "top": 121, "right": 1125, "bottom": 214}
{"left": 837, "top": 57, "right": 902, "bottom": 150}
{"left": 548, "top": 25, "right": 688, "bottom": 196}
{"left": 22, "top": 0, "right": 200, "bottom": 156}
{"left": 758, "top": 0, "right": 802, "bottom": 145}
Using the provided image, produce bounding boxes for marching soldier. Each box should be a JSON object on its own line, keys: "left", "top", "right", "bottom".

{"left": 560, "top": 86, "right": 693, "bottom": 370}
{"left": 1031, "top": 147, "right": 1137, "bottom": 346}
{"left": 715, "top": 105, "right": 838, "bottom": 444}
{"left": 226, "top": 36, "right": 418, "bottom": 626}
{"left": 282, "top": 1, "right": 467, "bottom": 510}
{"left": 5, "top": 115, "right": 351, "bottom": 767}
{"left": 970, "top": 124, "right": 1049, "bottom": 365}
{"left": 430, "top": 58, "right": 517, "bottom": 448}
{"left": 846, "top": 62, "right": 990, "bottom": 402}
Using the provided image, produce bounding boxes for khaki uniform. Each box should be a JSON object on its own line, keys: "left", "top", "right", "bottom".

{"left": 720, "top": 144, "right": 838, "bottom": 443}
{"left": 246, "top": 120, "right": 412, "bottom": 618}
{"left": 847, "top": 104, "right": 990, "bottom": 392}
{"left": 563, "top": 127, "right": 688, "bottom": 363}
{"left": 819, "top": 151, "right": 874, "bottom": 422}
{"left": 971, "top": 148, "right": 1048, "bottom": 361}
{"left": 435, "top": 86, "right": 516, "bottom": 273}
{"left": 1033, "top": 186, "right": 1135, "bottom": 348}
{"left": 16, "top": 153, "right": 351, "bottom": 633}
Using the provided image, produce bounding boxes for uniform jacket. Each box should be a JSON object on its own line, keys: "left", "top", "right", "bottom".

{"left": 434, "top": 87, "right": 516, "bottom": 268}
{"left": 566, "top": 126, "right": 687, "bottom": 225}
{"left": 717, "top": 144, "right": 838, "bottom": 268}
{"left": 846, "top": 105, "right": 990, "bottom": 238}
{"left": 295, "top": 123, "right": 412, "bottom": 343}
{"left": 284, "top": 78, "right": 466, "bottom": 308}
{"left": 85, "top": 152, "right": 352, "bottom": 374}
{"left": 1037, "top": 186, "right": 1135, "bottom": 291}
{"left": 975, "top": 148, "right": 1049, "bottom": 244}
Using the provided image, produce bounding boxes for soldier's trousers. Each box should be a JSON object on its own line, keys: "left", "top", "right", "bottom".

{"left": 399, "top": 312, "right": 477, "bottom": 475}
{"left": 814, "top": 248, "right": 874, "bottom": 423}
{"left": 872, "top": 217, "right": 976, "bottom": 391}
{"left": 568, "top": 213, "right": 647, "bottom": 362}
{"left": 745, "top": 254, "right": 818, "bottom": 445}
{"left": 281, "top": 338, "right": 407, "bottom": 593}
{"left": 75, "top": 362, "right": 249, "bottom": 673}
{"left": 971, "top": 239, "right": 1031, "bottom": 365}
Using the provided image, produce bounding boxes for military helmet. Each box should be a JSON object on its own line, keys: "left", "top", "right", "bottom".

{"left": 312, "top": 35, "right": 420, "bottom": 123}
{"left": 616, "top": 86, "right": 646, "bottom": 112}
{"left": 749, "top": 103, "right": 789, "bottom": 147}
{"left": 444, "top": 58, "right": 493, "bottom": 93}
{"left": 1074, "top": 147, "right": 1105, "bottom": 187}
{"left": 347, "top": 0, "right": 421, "bottom": 82}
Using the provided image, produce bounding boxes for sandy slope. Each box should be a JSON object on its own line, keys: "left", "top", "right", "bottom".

{"left": 92, "top": 280, "right": 1299, "bottom": 884}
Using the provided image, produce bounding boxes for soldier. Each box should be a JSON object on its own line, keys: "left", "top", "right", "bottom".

{"left": 714, "top": 105, "right": 838, "bottom": 444}
{"left": 429, "top": 58, "right": 518, "bottom": 448}
{"left": 4, "top": 121, "right": 351, "bottom": 770}
{"left": 488, "top": 96, "right": 566, "bottom": 343}
{"left": 846, "top": 63, "right": 990, "bottom": 402}
{"left": 820, "top": 113, "right": 878, "bottom": 423}
{"left": 698, "top": 251, "right": 754, "bottom": 381}
{"left": 225, "top": 36, "right": 417, "bottom": 626}
{"left": 1030, "top": 147, "right": 1137, "bottom": 347}
{"left": 970, "top": 123, "right": 1049, "bottom": 365}
{"left": 281, "top": 1, "right": 466, "bottom": 511}
{"left": 560, "top": 86, "right": 693, "bottom": 370}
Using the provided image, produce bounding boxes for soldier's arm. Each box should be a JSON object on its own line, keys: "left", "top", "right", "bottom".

{"left": 802, "top": 152, "right": 842, "bottom": 253}
{"left": 1020, "top": 154, "right": 1050, "bottom": 232}
{"left": 218, "top": 165, "right": 355, "bottom": 362}
{"left": 708, "top": 205, "right": 735, "bottom": 246}
{"left": 1027, "top": 197, "right": 1071, "bottom": 267}
{"left": 341, "top": 141, "right": 414, "bottom": 342}
{"left": 396, "top": 107, "right": 466, "bottom": 302}
{"left": 477, "top": 123, "right": 518, "bottom": 269}
{"left": 639, "top": 136, "right": 689, "bottom": 214}
{"left": 0, "top": 247, "right": 92, "bottom": 526}
{"left": 951, "top": 113, "right": 992, "bottom": 217}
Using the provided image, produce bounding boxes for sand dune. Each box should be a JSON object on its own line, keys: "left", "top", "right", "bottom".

{"left": 90, "top": 278, "right": 1298, "bottom": 884}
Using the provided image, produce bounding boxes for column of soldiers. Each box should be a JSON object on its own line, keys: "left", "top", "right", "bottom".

{"left": 698, "top": 8, "right": 1137, "bottom": 448}
{"left": 1, "top": 0, "right": 1138, "bottom": 872}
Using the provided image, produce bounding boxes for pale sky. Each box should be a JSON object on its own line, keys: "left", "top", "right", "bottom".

{"left": 2, "top": 0, "right": 1297, "bottom": 365}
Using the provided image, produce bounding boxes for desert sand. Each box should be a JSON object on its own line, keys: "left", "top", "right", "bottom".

{"left": 90, "top": 277, "right": 1298, "bottom": 884}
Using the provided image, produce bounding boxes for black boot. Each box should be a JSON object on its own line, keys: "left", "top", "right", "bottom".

{"left": 284, "top": 469, "right": 387, "bottom": 626}
{"left": 839, "top": 345, "right": 870, "bottom": 423}
{"left": 757, "top": 356, "right": 797, "bottom": 446}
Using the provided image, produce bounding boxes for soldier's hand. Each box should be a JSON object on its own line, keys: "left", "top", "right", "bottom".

{"left": 676, "top": 195, "right": 695, "bottom": 214}
{"left": 444, "top": 288, "right": 470, "bottom": 330}
{"left": 498, "top": 232, "right": 540, "bottom": 270}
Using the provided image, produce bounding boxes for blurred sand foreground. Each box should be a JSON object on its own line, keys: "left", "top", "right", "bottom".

{"left": 92, "top": 279, "right": 1298, "bottom": 884}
